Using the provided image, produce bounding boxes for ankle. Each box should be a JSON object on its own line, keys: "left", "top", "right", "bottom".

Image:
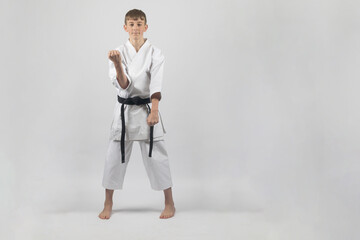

{"left": 165, "top": 200, "right": 174, "bottom": 206}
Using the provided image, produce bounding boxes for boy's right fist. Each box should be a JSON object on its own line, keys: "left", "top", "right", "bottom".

{"left": 108, "top": 50, "right": 121, "bottom": 65}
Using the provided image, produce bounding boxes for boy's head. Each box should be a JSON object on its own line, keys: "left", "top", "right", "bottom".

{"left": 123, "top": 9, "right": 148, "bottom": 41}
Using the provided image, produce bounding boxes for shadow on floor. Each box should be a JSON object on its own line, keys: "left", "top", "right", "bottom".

{"left": 112, "top": 207, "right": 160, "bottom": 213}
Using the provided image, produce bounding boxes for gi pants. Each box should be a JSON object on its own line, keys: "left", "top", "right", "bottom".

{"left": 102, "top": 139, "right": 173, "bottom": 191}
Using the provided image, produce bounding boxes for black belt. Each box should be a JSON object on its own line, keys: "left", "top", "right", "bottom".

{"left": 117, "top": 95, "right": 154, "bottom": 163}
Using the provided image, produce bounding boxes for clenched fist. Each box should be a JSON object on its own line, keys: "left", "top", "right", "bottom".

{"left": 108, "top": 50, "right": 121, "bottom": 65}
{"left": 147, "top": 110, "right": 159, "bottom": 126}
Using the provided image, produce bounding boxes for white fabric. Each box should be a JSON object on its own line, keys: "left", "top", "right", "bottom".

{"left": 108, "top": 38, "right": 166, "bottom": 141}
{"left": 102, "top": 139, "right": 174, "bottom": 191}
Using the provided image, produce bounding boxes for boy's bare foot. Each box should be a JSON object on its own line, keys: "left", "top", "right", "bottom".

{"left": 98, "top": 200, "right": 113, "bottom": 219}
{"left": 159, "top": 203, "right": 176, "bottom": 219}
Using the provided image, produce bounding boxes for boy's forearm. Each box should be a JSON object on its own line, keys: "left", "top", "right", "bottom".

{"left": 151, "top": 97, "right": 159, "bottom": 112}
{"left": 151, "top": 92, "right": 161, "bottom": 111}
{"left": 114, "top": 62, "right": 129, "bottom": 89}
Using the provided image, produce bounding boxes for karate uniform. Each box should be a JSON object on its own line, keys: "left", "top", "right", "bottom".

{"left": 102, "top": 38, "right": 173, "bottom": 191}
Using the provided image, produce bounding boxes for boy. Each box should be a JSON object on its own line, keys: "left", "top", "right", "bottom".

{"left": 98, "top": 9, "right": 175, "bottom": 219}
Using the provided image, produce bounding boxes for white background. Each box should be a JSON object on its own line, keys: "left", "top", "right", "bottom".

{"left": 1, "top": 0, "right": 359, "bottom": 239}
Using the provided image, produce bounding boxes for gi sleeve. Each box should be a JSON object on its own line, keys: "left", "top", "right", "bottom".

{"left": 149, "top": 47, "right": 165, "bottom": 100}
{"left": 109, "top": 57, "right": 132, "bottom": 92}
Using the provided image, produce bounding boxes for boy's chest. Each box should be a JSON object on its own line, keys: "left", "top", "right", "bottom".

{"left": 122, "top": 47, "right": 152, "bottom": 74}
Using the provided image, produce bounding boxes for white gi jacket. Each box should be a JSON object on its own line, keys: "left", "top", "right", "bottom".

{"left": 109, "top": 38, "right": 166, "bottom": 141}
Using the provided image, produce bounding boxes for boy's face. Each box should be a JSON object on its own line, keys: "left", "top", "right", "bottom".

{"left": 124, "top": 18, "right": 148, "bottom": 41}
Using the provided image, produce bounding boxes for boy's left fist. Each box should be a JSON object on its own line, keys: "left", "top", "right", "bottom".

{"left": 147, "top": 111, "right": 159, "bottom": 126}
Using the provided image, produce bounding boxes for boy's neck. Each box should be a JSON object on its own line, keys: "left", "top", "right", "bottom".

{"left": 129, "top": 37, "right": 147, "bottom": 52}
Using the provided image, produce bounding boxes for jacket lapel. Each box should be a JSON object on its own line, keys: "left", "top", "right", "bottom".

{"left": 125, "top": 39, "right": 151, "bottom": 75}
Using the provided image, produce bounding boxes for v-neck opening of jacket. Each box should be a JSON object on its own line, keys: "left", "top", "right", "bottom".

{"left": 126, "top": 38, "right": 149, "bottom": 55}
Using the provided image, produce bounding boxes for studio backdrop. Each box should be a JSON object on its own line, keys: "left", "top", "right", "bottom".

{"left": 0, "top": 0, "right": 359, "bottom": 239}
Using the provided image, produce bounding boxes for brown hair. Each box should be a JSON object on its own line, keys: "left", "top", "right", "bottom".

{"left": 124, "top": 9, "right": 147, "bottom": 25}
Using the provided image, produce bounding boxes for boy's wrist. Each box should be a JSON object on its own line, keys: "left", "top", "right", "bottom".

{"left": 114, "top": 62, "right": 122, "bottom": 71}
